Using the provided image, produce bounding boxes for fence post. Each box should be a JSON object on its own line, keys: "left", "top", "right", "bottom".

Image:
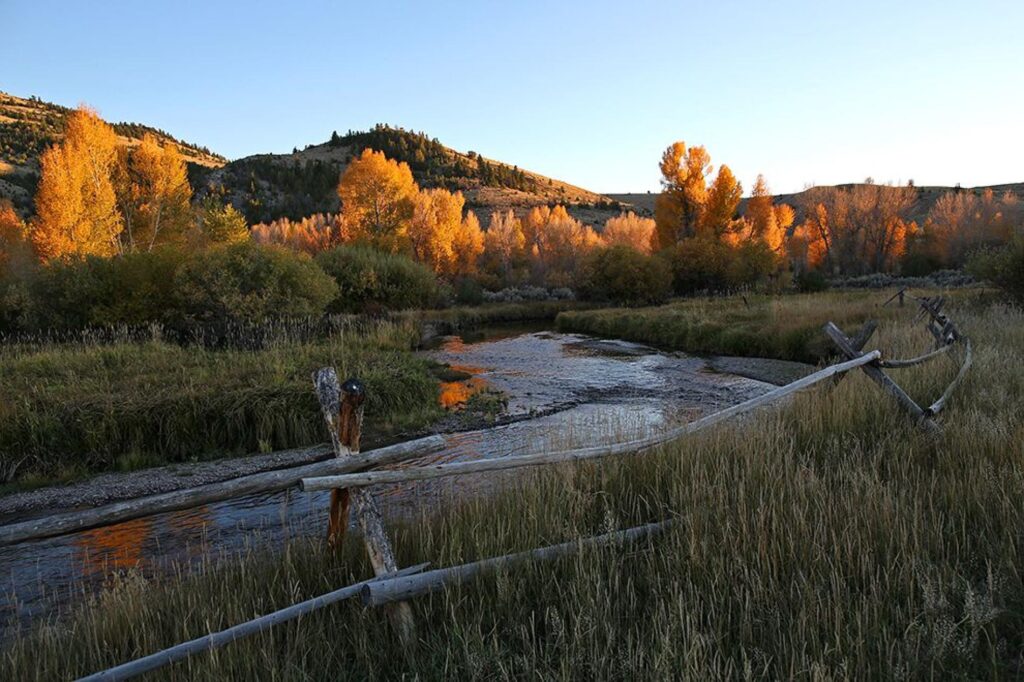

{"left": 822, "top": 322, "right": 941, "bottom": 436}
{"left": 312, "top": 368, "right": 417, "bottom": 643}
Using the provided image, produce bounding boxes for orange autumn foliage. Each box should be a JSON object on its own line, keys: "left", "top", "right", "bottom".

{"left": 30, "top": 107, "right": 122, "bottom": 260}
{"left": 337, "top": 148, "right": 418, "bottom": 253}
{"left": 602, "top": 211, "right": 656, "bottom": 254}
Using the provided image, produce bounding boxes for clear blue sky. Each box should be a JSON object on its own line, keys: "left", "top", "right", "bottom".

{"left": 4, "top": 0, "right": 1022, "bottom": 194}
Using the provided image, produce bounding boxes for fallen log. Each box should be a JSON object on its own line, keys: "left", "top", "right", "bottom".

{"left": 0, "top": 434, "right": 447, "bottom": 547}
{"left": 76, "top": 562, "right": 430, "bottom": 682}
{"left": 362, "top": 520, "right": 674, "bottom": 607}
{"left": 300, "top": 351, "right": 881, "bottom": 491}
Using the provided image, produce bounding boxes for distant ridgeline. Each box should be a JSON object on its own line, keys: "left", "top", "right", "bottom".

{"left": 197, "top": 124, "right": 541, "bottom": 224}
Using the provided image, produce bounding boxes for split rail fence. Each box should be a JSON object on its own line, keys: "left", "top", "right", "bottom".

{"left": 0, "top": 294, "right": 971, "bottom": 682}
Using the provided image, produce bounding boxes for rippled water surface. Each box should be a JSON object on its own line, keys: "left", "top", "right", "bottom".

{"left": 1, "top": 329, "right": 777, "bottom": 633}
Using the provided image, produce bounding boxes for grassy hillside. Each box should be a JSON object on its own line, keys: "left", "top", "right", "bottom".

{"left": 0, "top": 91, "right": 226, "bottom": 215}
{"left": 196, "top": 125, "right": 624, "bottom": 226}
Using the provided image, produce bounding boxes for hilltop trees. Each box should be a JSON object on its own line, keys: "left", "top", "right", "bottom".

{"left": 31, "top": 107, "right": 122, "bottom": 260}
{"left": 337, "top": 148, "right": 418, "bottom": 253}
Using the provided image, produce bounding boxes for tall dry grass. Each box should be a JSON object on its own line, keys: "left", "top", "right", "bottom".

{"left": 4, "top": 292, "right": 1022, "bottom": 679}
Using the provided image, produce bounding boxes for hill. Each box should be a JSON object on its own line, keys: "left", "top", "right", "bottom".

{"left": 0, "top": 91, "right": 226, "bottom": 215}
{"left": 195, "top": 125, "right": 624, "bottom": 227}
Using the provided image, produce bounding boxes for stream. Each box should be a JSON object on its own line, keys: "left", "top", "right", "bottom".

{"left": 0, "top": 328, "right": 801, "bottom": 635}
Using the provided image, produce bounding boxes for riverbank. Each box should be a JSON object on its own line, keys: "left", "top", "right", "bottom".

{"left": 0, "top": 320, "right": 443, "bottom": 492}
{"left": 4, "top": 291, "right": 1020, "bottom": 679}
{"left": 555, "top": 290, "right": 921, "bottom": 363}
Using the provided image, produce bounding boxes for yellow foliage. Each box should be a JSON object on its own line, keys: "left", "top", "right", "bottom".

{"left": 115, "top": 134, "right": 193, "bottom": 252}
{"left": 0, "top": 200, "right": 30, "bottom": 274}
{"left": 602, "top": 211, "right": 656, "bottom": 254}
{"left": 452, "top": 210, "right": 485, "bottom": 275}
{"left": 30, "top": 106, "right": 122, "bottom": 261}
{"left": 337, "top": 148, "right": 418, "bottom": 253}
{"left": 482, "top": 210, "right": 526, "bottom": 284}
{"left": 409, "top": 188, "right": 463, "bottom": 273}
{"left": 700, "top": 164, "right": 742, "bottom": 237}
{"left": 654, "top": 141, "right": 710, "bottom": 249}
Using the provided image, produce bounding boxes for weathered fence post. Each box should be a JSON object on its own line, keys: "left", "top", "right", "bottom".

{"left": 312, "top": 368, "right": 417, "bottom": 643}
{"left": 823, "top": 322, "right": 941, "bottom": 436}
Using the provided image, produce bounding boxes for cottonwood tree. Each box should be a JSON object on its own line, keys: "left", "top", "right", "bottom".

{"left": 523, "top": 205, "right": 602, "bottom": 287}
{"left": 926, "top": 189, "right": 1018, "bottom": 266}
{"left": 30, "top": 107, "right": 122, "bottom": 260}
{"left": 744, "top": 175, "right": 795, "bottom": 252}
{"left": 482, "top": 210, "right": 526, "bottom": 285}
{"left": 408, "top": 188, "right": 463, "bottom": 273}
{"left": 251, "top": 213, "right": 347, "bottom": 254}
{"left": 602, "top": 211, "right": 656, "bottom": 254}
{"left": 653, "top": 141, "right": 711, "bottom": 249}
{"left": 196, "top": 198, "right": 249, "bottom": 245}
{"left": 451, "top": 210, "right": 484, "bottom": 275}
{"left": 700, "top": 164, "right": 743, "bottom": 238}
{"left": 114, "top": 134, "right": 193, "bottom": 252}
{"left": 337, "top": 148, "right": 418, "bottom": 253}
{"left": 0, "top": 200, "right": 31, "bottom": 275}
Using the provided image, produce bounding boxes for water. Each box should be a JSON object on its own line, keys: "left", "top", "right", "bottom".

{"left": 0, "top": 329, "right": 780, "bottom": 634}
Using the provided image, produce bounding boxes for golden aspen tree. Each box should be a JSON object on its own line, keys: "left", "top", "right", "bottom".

{"left": 483, "top": 210, "right": 526, "bottom": 284}
{"left": 602, "top": 211, "right": 656, "bottom": 254}
{"left": 408, "top": 188, "right": 463, "bottom": 272}
{"left": 337, "top": 148, "right": 418, "bottom": 253}
{"left": 30, "top": 106, "right": 122, "bottom": 260}
{"left": 119, "top": 134, "right": 193, "bottom": 251}
{"left": 0, "top": 200, "right": 30, "bottom": 274}
{"left": 653, "top": 141, "right": 710, "bottom": 249}
{"left": 700, "top": 164, "right": 742, "bottom": 238}
{"left": 744, "top": 175, "right": 794, "bottom": 252}
{"left": 451, "top": 209, "right": 485, "bottom": 275}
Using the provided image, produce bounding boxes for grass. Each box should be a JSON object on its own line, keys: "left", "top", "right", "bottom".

{"left": 4, "top": 291, "right": 1022, "bottom": 679}
{"left": 555, "top": 290, "right": 935, "bottom": 362}
{"left": 0, "top": 320, "right": 443, "bottom": 488}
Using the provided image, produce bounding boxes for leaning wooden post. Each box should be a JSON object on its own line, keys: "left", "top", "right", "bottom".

{"left": 829, "top": 320, "right": 877, "bottom": 388}
{"left": 823, "top": 322, "right": 941, "bottom": 436}
{"left": 312, "top": 368, "right": 417, "bottom": 643}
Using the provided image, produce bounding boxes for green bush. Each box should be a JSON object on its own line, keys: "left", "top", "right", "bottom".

{"left": 967, "top": 237, "right": 1024, "bottom": 304}
{"left": 315, "top": 245, "right": 439, "bottom": 313}
{"left": 581, "top": 245, "right": 672, "bottom": 306}
{"left": 726, "top": 241, "right": 777, "bottom": 289}
{"left": 22, "top": 250, "right": 185, "bottom": 330}
{"left": 794, "top": 269, "right": 829, "bottom": 293}
{"left": 175, "top": 242, "right": 338, "bottom": 323}
{"left": 659, "top": 237, "right": 732, "bottom": 295}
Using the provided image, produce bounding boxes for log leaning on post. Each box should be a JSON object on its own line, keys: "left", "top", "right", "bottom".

{"left": 823, "top": 322, "right": 942, "bottom": 436}
{"left": 0, "top": 434, "right": 448, "bottom": 548}
{"left": 76, "top": 563, "right": 430, "bottom": 682}
{"left": 300, "top": 351, "right": 882, "bottom": 492}
{"left": 311, "top": 368, "right": 417, "bottom": 643}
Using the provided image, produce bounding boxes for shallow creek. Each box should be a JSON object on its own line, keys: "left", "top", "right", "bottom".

{"left": 0, "top": 328, "right": 801, "bottom": 634}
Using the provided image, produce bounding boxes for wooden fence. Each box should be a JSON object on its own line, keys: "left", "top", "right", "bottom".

{"left": 0, "top": 294, "right": 970, "bottom": 681}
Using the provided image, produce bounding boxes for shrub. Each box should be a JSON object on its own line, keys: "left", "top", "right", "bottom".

{"left": 726, "top": 241, "right": 777, "bottom": 289}
{"left": 967, "top": 237, "right": 1024, "bottom": 304}
{"left": 659, "top": 237, "right": 732, "bottom": 295}
{"left": 315, "top": 245, "right": 439, "bottom": 313}
{"left": 452, "top": 276, "right": 485, "bottom": 306}
{"left": 175, "top": 242, "right": 337, "bottom": 323}
{"left": 22, "top": 250, "right": 186, "bottom": 330}
{"left": 581, "top": 245, "right": 672, "bottom": 306}
{"left": 794, "top": 269, "right": 829, "bottom": 293}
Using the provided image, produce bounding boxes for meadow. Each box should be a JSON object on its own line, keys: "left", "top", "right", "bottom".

{"left": 4, "top": 290, "right": 1021, "bottom": 679}
{"left": 556, "top": 290, "right": 935, "bottom": 362}
{"left": 0, "top": 320, "right": 442, "bottom": 489}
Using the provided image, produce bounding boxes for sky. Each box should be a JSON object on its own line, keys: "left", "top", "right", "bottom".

{"left": 3, "top": 0, "right": 1023, "bottom": 195}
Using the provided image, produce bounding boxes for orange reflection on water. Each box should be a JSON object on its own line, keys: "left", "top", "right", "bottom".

{"left": 440, "top": 377, "right": 490, "bottom": 409}
{"left": 76, "top": 517, "right": 153, "bottom": 576}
